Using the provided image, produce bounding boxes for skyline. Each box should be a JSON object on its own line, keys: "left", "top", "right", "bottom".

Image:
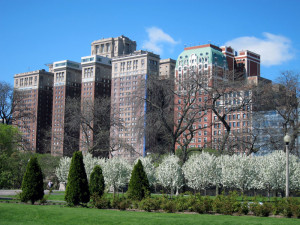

{"left": 1, "top": 0, "right": 299, "bottom": 85}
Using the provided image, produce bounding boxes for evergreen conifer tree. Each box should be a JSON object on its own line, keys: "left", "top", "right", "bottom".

{"left": 127, "top": 159, "right": 150, "bottom": 200}
{"left": 89, "top": 165, "right": 105, "bottom": 198}
{"left": 20, "top": 156, "right": 44, "bottom": 204}
{"left": 65, "top": 151, "right": 90, "bottom": 205}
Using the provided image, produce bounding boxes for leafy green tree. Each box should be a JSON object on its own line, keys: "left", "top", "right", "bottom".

{"left": 20, "top": 156, "right": 44, "bottom": 204}
{"left": 0, "top": 124, "right": 20, "bottom": 155}
{"left": 65, "top": 151, "right": 90, "bottom": 205}
{"left": 127, "top": 159, "right": 150, "bottom": 201}
{"left": 89, "top": 165, "right": 105, "bottom": 198}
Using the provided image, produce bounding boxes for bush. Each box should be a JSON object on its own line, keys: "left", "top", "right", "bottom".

{"left": 90, "top": 194, "right": 111, "bottom": 209}
{"left": 161, "top": 198, "right": 177, "bottom": 213}
{"left": 127, "top": 160, "right": 150, "bottom": 201}
{"left": 283, "top": 198, "right": 300, "bottom": 218}
{"left": 250, "top": 202, "right": 272, "bottom": 217}
{"left": 291, "top": 204, "right": 300, "bottom": 218}
{"left": 272, "top": 198, "right": 285, "bottom": 215}
{"left": 186, "top": 194, "right": 212, "bottom": 214}
{"left": 20, "top": 156, "right": 44, "bottom": 204}
{"left": 175, "top": 195, "right": 190, "bottom": 212}
{"left": 111, "top": 196, "right": 131, "bottom": 210}
{"left": 212, "top": 194, "right": 224, "bottom": 214}
{"left": 212, "top": 192, "right": 239, "bottom": 215}
{"left": 238, "top": 202, "right": 249, "bottom": 215}
{"left": 139, "top": 198, "right": 161, "bottom": 212}
{"left": 89, "top": 165, "right": 105, "bottom": 199}
{"left": 65, "top": 151, "right": 90, "bottom": 205}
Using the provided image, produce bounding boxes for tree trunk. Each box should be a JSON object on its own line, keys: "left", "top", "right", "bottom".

{"left": 113, "top": 186, "right": 116, "bottom": 199}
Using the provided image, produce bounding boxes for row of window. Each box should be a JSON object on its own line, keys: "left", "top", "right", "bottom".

{"left": 16, "top": 76, "right": 38, "bottom": 87}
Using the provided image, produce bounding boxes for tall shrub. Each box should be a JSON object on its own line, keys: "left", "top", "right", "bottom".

{"left": 127, "top": 159, "right": 150, "bottom": 200}
{"left": 65, "top": 151, "right": 90, "bottom": 205}
{"left": 20, "top": 156, "right": 44, "bottom": 204}
{"left": 89, "top": 165, "right": 105, "bottom": 198}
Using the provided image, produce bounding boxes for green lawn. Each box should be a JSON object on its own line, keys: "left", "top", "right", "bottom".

{"left": 0, "top": 203, "right": 299, "bottom": 225}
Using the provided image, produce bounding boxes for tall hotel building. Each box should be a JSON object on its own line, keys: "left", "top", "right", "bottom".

{"left": 51, "top": 60, "right": 82, "bottom": 156}
{"left": 79, "top": 55, "right": 112, "bottom": 155}
{"left": 174, "top": 44, "right": 262, "bottom": 152}
{"left": 174, "top": 44, "right": 228, "bottom": 149}
{"left": 13, "top": 70, "right": 53, "bottom": 153}
{"left": 111, "top": 50, "right": 160, "bottom": 159}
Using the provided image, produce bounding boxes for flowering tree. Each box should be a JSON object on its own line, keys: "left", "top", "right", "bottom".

{"left": 258, "top": 151, "right": 286, "bottom": 196}
{"left": 156, "top": 155, "right": 183, "bottom": 197}
{"left": 102, "top": 157, "right": 132, "bottom": 198}
{"left": 290, "top": 155, "right": 300, "bottom": 191}
{"left": 220, "top": 154, "right": 259, "bottom": 194}
{"left": 183, "top": 153, "right": 217, "bottom": 194}
{"left": 83, "top": 153, "right": 105, "bottom": 181}
{"left": 55, "top": 157, "right": 71, "bottom": 183}
{"left": 258, "top": 151, "right": 300, "bottom": 196}
{"left": 134, "top": 157, "right": 156, "bottom": 187}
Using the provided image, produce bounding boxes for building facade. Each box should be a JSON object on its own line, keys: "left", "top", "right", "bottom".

{"left": 51, "top": 60, "right": 82, "bottom": 156}
{"left": 174, "top": 43, "right": 268, "bottom": 154}
{"left": 91, "top": 35, "right": 137, "bottom": 58}
{"left": 79, "top": 55, "right": 112, "bottom": 156}
{"left": 13, "top": 70, "right": 53, "bottom": 153}
{"left": 111, "top": 50, "right": 160, "bottom": 160}
{"left": 174, "top": 44, "right": 229, "bottom": 150}
{"left": 159, "top": 58, "right": 176, "bottom": 79}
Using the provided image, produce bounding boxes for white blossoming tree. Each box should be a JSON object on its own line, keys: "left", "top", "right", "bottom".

{"left": 102, "top": 157, "right": 132, "bottom": 198}
{"left": 183, "top": 152, "right": 218, "bottom": 194}
{"left": 134, "top": 157, "right": 156, "bottom": 187}
{"left": 290, "top": 155, "right": 300, "bottom": 191}
{"left": 258, "top": 151, "right": 286, "bottom": 196}
{"left": 55, "top": 157, "right": 71, "bottom": 183}
{"left": 220, "top": 154, "right": 258, "bottom": 194}
{"left": 156, "top": 155, "right": 183, "bottom": 197}
{"left": 258, "top": 151, "right": 300, "bottom": 196}
{"left": 83, "top": 153, "right": 105, "bottom": 181}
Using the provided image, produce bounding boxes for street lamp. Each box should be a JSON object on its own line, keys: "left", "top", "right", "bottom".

{"left": 284, "top": 134, "right": 291, "bottom": 198}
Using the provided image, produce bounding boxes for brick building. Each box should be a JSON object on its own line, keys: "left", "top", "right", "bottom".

{"left": 79, "top": 55, "right": 112, "bottom": 155}
{"left": 51, "top": 60, "right": 82, "bottom": 156}
{"left": 111, "top": 50, "right": 160, "bottom": 160}
{"left": 174, "top": 44, "right": 228, "bottom": 150}
{"left": 174, "top": 43, "right": 264, "bottom": 153}
{"left": 13, "top": 70, "right": 53, "bottom": 153}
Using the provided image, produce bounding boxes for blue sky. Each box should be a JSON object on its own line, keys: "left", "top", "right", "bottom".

{"left": 1, "top": 0, "right": 299, "bottom": 85}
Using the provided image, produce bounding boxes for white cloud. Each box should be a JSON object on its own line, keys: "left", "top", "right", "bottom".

{"left": 225, "top": 33, "right": 294, "bottom": 66}
{"left": 143, "top": 27, "right": 179, "bottom": 55}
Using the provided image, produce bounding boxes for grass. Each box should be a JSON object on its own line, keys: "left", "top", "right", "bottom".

{"left": 0, "top": 203, "right": 299, "bottom": 225}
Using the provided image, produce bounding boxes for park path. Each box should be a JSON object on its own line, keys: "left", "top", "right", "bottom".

{"left": 0, "top": 190, "right": 54, "bottom": 195}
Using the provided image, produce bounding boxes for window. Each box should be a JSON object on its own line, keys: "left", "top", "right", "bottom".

{"left": 106, "top": 43, "right": 110, "bottom": 52}
{"left": 141, "top": 59, "right": 145, "bottom": 68}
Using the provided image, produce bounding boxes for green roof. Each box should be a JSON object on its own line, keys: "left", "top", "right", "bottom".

{"left": 176, "top": 45, "right": 228, "bottom": 69}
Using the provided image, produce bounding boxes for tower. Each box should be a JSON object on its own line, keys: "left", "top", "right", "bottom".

{"left": 13, "top": 69, "right": 53, "bottom": 153}
{"left": 111, "top": 50, "right": 160, "bottom": 160}
{"left": 51, "top": 60, "right": 82, "bottom": 156}
{"left": 79, "top": 55, "right": 112, "bottom": 156}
